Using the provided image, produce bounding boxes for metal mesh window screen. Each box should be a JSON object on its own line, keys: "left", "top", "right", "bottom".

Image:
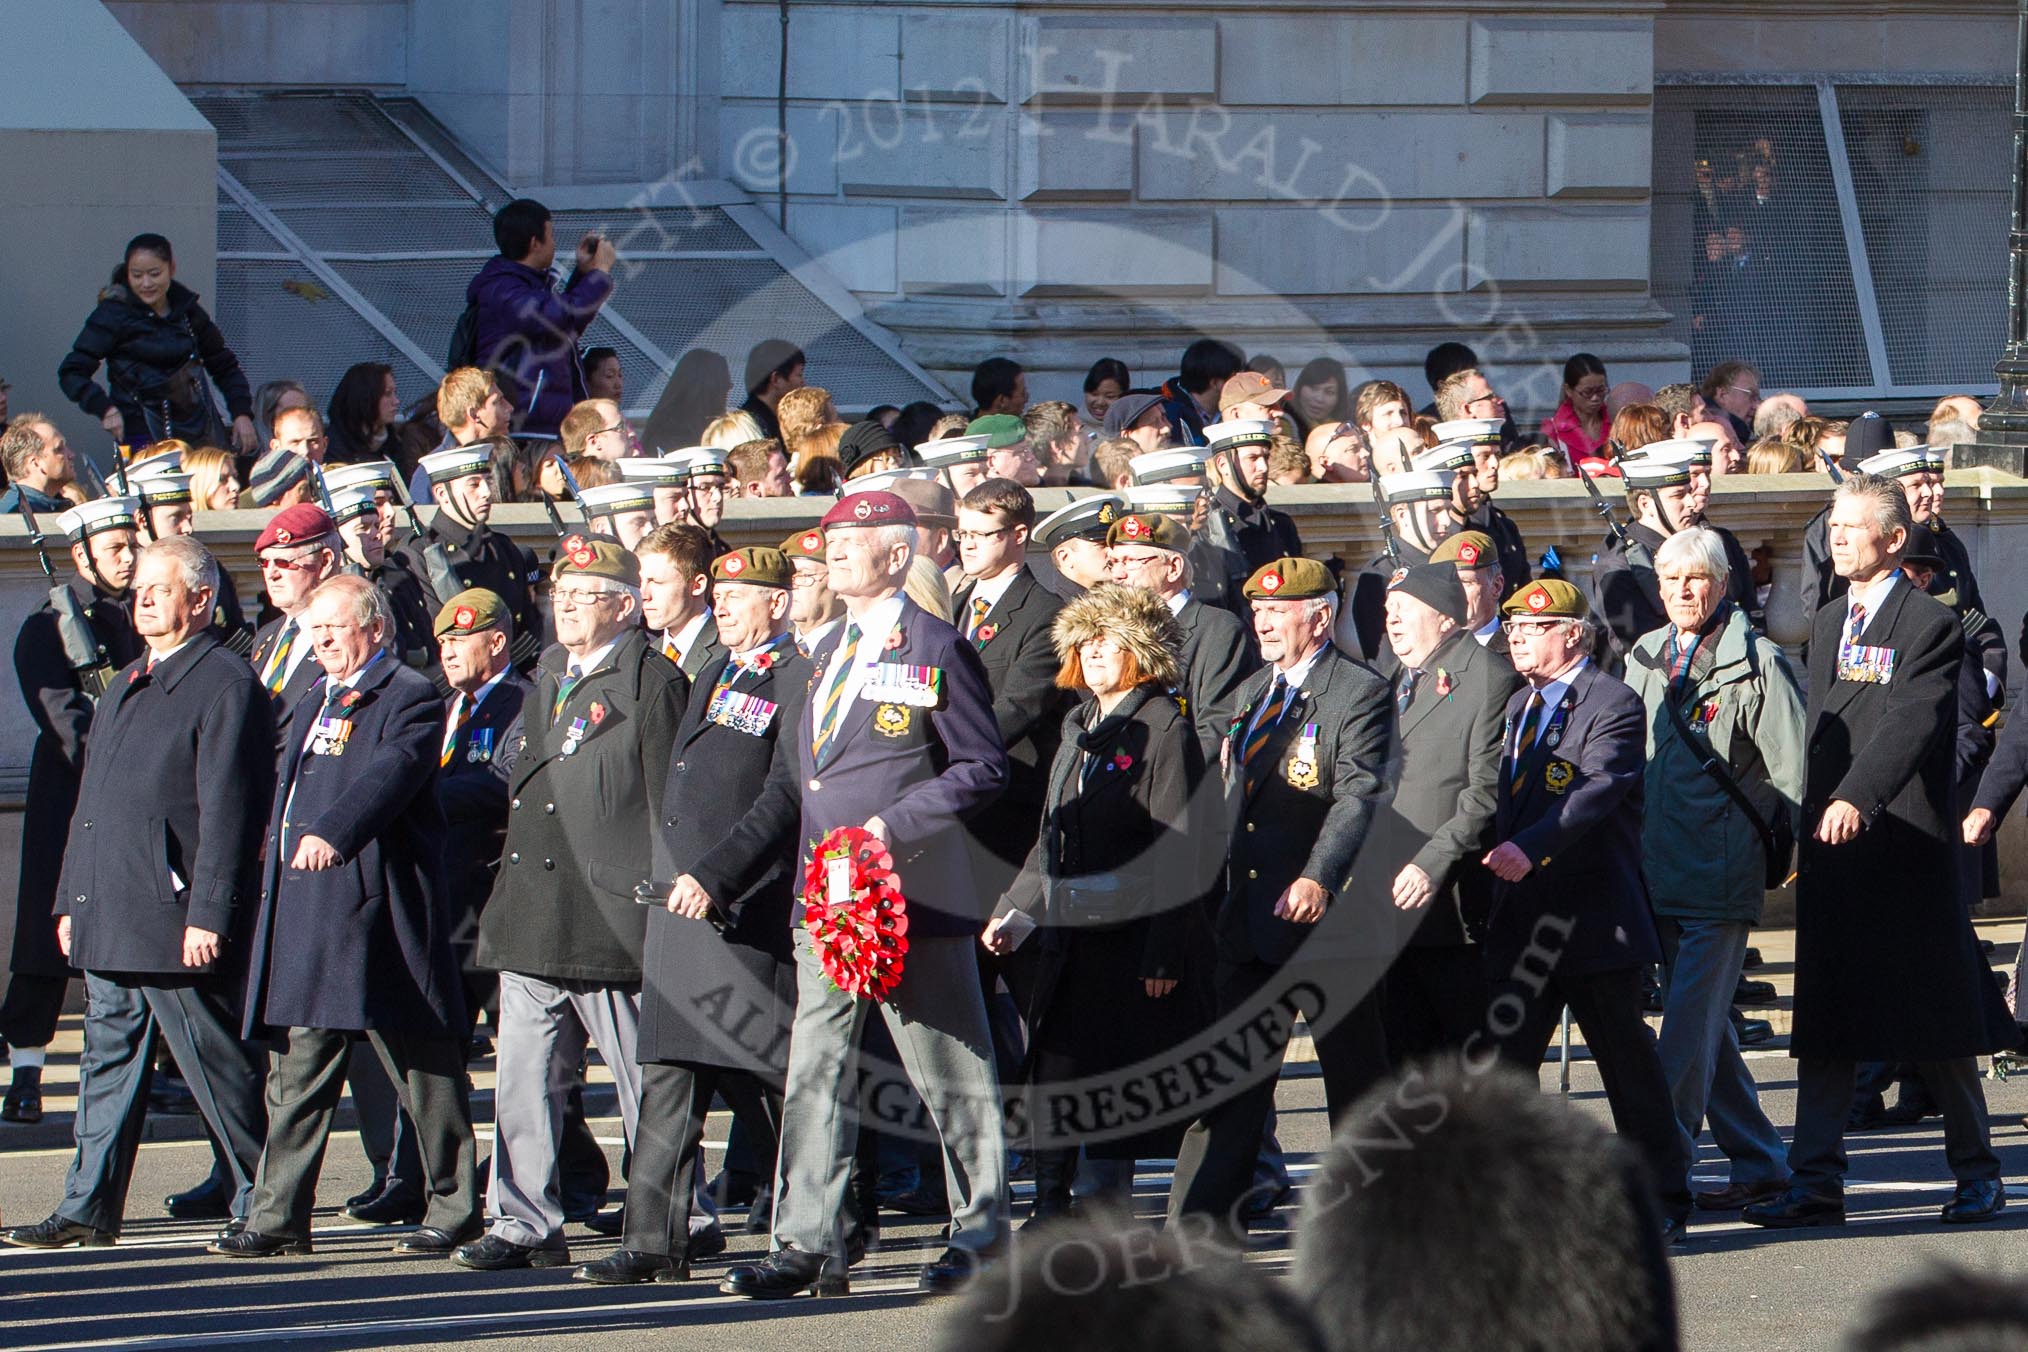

{"left": 208, "top": 260, "right": 432, "bottom": 405}
{"left": 1837, "top": 85, "right": 2010, "bottom": 388}
{"left": 196, "top": 90, "right": 951, "bottom": 415}
{"left": 271, "top": 203, "right": 497, "bottom": 255}
{"left": 614, "top": 261, "right": 945, "bottom": 413}
{"left": 190, "top": 93, "right": 409, "bottom": 156}
{"left": 1653, "top": 86, "right": 1871, "bottom": 390}
{"left": 548, "top": 209, "right": 760, "bottom": 257}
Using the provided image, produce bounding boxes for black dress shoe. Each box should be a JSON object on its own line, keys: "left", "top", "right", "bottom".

{"left": 1741, "top": 1187, "right": 1845, "bottom": 1229}
{"left": 581, "top": 1206, "right": 625, "bottom": 1237}
{"left": 453, "top": 1233, "right": 572, "bottom": 1270}
{"left": 709, "top": 1170, "right": 760, "bottom": 1209}
{"left": 344, "top": 1178, "right": 388, "bottom": 1210}
{"left": 1879, "top": 1097, "right": 1940, "bottom": 1127}
{"left": 392, "top": 1222, "right": 483, "bottom": 1256}
{"left": 147, "top": 1075, "right": 198, "bottom": 1115}
{"left": 687, "top": 1224, "right": 727, "bottom": 1260}
{"left": 1239, "top": 1182, "right": 1291, "bottom": 1222}
{"left": 1660, "top": 1215, "right": 1689, "bottom": 1246}
{"left": 1941, "top": 1179, "right": 2006, "bottom": 1224}
{"left": 209, "top": 1229, "right": 311, "bottom": 1257}
{"left": 721, "top": 1249, "right": 848, "bottom": 1299}
{"left": 880, "top": 1186, "right": 951, "bottom": 1218}
{"left": 165, "top": 1177, "right": 232, "bottom": 1220}
{"left": 743, "top": 1191, "right": 774, "bottom": 1234}
{"left": 347, "top": 1180, "right": 425, "bottom": 1225}
{"left": 575, "top": 1249, "right": 688, "bottom": 1284}
{"left": 1694, "top": 1179, "right": 1788, "bottom": 1211}
{"left": 1734, "top": 978, "right": 1777, "bottom": 1004}
{"left": 216, "top": 1219, "right": 247, "bottom": 1239}
{"left": 1742, "top": 946, "right": 1763, "bottom": 969}
{"left": 2, "top": 1066, "right": 43, "bottom": 1124}
{"left": 1848, "top": 1095, "right": 1890, "bottom": 1130}
{"left": 1737, "top": 1017, "right": 1775, "bottom": 1048}
{"left": 4, "top": 1215, "right": 116, "bottom": 1249}
{"left": 917, "top": 1245, "right": 992, "bottom": 1295}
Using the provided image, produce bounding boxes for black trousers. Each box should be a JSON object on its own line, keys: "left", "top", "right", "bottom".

{"left": 1489, "top": 964, "right": 1693, "bottom": 1220}
{"left": 1167, "top": 957, "right": 1390, "bottom": 1232}
{"left": 249, "top": 1025, "right": 479, "bottom": 1239}
{"left": 1382, "top": 945, "right": 1491, "bottom": 1068}
{"left": 1789, "top": 1055, "right": 1997, "bottom": 1197}
{"left": 0, "top": 973, "right": 68, "bottom": 1049}
{"left": 622, "top": 1060, "right": 782, "bottom": 1258}
{"left": 59, "top": 973, "right": 267, "bottom": 1232}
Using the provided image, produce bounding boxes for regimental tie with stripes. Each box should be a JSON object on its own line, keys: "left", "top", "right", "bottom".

{"left": 811, "top": 622, "right": 862, "bottom": 765}
{"left": 261, "top": 620, "right": 296, "bottom": 694}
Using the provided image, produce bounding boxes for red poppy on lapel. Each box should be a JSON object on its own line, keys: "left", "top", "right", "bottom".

{"left": 975, "top": 624, "right": 998, "bottom": 647}
{"left": 883, "top": 630, "right": 904, "bottom": 652}
{"left": 1112, "top": 752, "right": 1133, "bottom": 772}
{"left": 588, "top": 702, "right": 607, "bottom": 724}
{"left": 753, "top": 651, "right": 777, "bottom": 672}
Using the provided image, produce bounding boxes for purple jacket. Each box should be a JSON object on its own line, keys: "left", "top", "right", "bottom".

{"left": 467, "top": 256, "right": 614, "bottom": 437}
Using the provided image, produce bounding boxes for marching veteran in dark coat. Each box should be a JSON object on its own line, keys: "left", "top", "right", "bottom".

{"left": 1481, "top": 577, "right": 1692, "bottom": 1239}
{"left": 576, "top": 547, "right": 809, "bottom": 1287}
{"left": 672, "top": 489, "right": 1010, "bottom": 1299}
{"left": 5, "top": 537, "right": 272, "bottom": 1250}
{"left": 1365, "top": 562, "right": 1520, "bottom": 1065}
{"left": 1103, "top": 510, "right": 1256, "bottom": 761}
{"left": 431, "top": 587, "right": 531, "bottom": 1026}
{"left": 983, "top": 583, "right": 1213, "bottom": 1221}
{"left": 1168, "top": 556, "right": 1394, "bottom": 1240}
{"left": 1746, "top": 475, "right": 2013, "bottom": 1231}
{"left": 215, "top": 575, "right": 479, "bottom": 1258}
{"left": 4, "top": 495, "right": 141, "bottom": 1124}
{"left": 457, "top": 536, "right": 688, "bottom": 1272}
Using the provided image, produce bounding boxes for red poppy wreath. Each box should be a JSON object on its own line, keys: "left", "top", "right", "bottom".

{"left": 801, "top": 826, "right": 909, "bottom": 1001}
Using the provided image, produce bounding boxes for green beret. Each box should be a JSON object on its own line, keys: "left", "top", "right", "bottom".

{"left": 552, "top": 533, "right": 642, "bottom": 589}
{"left": 1501, "top": 577, "right": 1589, "bottom": 621}
{"left": 780, "top": 527, "right": 827, "bottom": 560}
{"left": 1244, "top": 556, "right": 1334, "bottom": 601}
{"left": 714, "top": 546, "right": 792, "bottom": 588}
{"left": 1105, "top": 512, "right": 1190, "bottom": 553}
{"left": 1429, "top": 530, "right": 1498, "bottom": 570}
{"left": 434, "top": 587, "right": 509, "bottom": 638}
{"left": 966, "top": 413, "right": 1026, "bottom": 450}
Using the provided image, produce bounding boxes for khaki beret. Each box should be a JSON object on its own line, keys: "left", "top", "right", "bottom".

{"left": 551, "top": 533, "right": 641, "bottom": 589}
{"left": 1105, "top": 512, "right": 1189, "bottom": 553}
{"left": 713, "top": 546, "right": 793, "bottom": 588}
{"left": 1501, "top": 577, "right": 1589, "bottom": 621}
{"left": 1244, "top": 556, "right": 1334, "bottom": 601}
{"left": 434, "top": 587, "right": 509, "bottom": 638}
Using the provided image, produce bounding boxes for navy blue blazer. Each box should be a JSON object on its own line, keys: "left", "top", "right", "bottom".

{"left": 694, "top": 596, "right": 1009, "bottom": 939}
{"left": 242, "top": 654, "right": 463, "bottom": 1037}
{"left": 1484, "top": 661, "right": 1660, "bottom": 978}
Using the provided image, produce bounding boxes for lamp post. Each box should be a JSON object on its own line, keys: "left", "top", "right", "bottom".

{"left": 1962, "top": 0, "right": 2028, "bottom": 473}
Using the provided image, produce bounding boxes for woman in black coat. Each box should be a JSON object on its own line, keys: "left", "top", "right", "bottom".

{"left": 59, "top": 233, "right": 257, "bottom": 454}
{"left": 985, "top": 583, "right": 1214, "bottom": 1221}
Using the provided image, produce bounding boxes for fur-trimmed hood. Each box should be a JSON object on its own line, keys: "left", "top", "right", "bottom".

{"left": 1052, "top": 583, "right": 1184, "bottom": 690}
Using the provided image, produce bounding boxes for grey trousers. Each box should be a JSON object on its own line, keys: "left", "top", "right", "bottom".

{"left": 486, "top": 972, "right": 643, "bottom": 1247}
{"left": 1657, "top": 918, "right": 1786, "bottom": 1188}
{"left": 60, "top": 972, "right": 266, "bottom": 1232}
{"left": 1789, "top": 1055, "right": 1998, "bottom": 1197}
{"left": 773, "top": 929, "right": 1006, "bottom": 1259}
{"left": 249, "top": 1024, "right": 478, "bottom": 1238}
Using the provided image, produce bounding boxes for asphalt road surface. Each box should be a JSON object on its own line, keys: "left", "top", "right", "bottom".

{"left": 4, "top": 1051, "right": 2028, "bottom": 1352}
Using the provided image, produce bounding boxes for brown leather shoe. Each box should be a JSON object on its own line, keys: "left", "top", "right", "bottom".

{"left": 1694, "top": 1179, "right": 1789, "bottom": 1211}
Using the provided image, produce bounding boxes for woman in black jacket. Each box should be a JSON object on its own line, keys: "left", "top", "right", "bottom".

{"left": 984, "top": 583, "right": 1215, "bottom": 1222}
{"left": 59, "top": 234, "right": 257, "bottom": 455}
{"left": 325, "top": 361, "right": 404, "bottom": 463}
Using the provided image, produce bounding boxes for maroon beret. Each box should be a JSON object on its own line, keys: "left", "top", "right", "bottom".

{"left": 819, "top": 490, "right": 917, "bottom": 531}
{"left": 255, "top": 503, "right": 337, "bottom": 553}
